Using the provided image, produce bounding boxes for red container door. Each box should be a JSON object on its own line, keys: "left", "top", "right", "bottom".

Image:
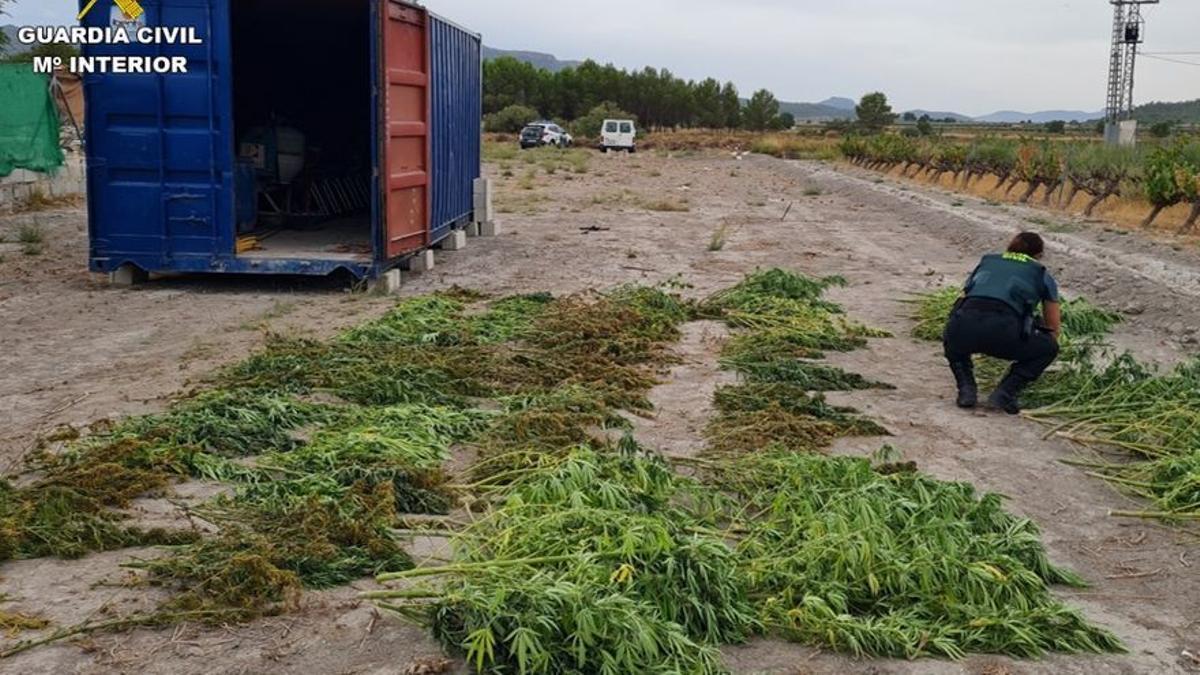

{"left": 381, "top": 1, "right": 430, "bottom": 258}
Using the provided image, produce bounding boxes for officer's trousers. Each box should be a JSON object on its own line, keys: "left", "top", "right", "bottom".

{"left": 943, "top": 301, "right": 1059, "bottom": 384}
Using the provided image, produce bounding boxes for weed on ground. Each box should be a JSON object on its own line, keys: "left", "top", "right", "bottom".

{"left": 0, "top": 273, "right": 1126, "bottom": 666}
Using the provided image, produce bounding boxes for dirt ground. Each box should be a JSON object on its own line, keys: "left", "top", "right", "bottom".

{"left": 1, "top": 148, "right": 1198, "bottom": 674}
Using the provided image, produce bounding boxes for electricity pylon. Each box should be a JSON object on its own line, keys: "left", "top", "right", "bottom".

{"left": 1105, "top": 0, "right": 1159, "bottom": 146}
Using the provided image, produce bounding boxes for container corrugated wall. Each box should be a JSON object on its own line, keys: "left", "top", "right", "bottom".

{"left": 428, "top": 14, "right": 482, "bottom": 245}
{"left": 83, "top": 0, "right": 236, "bottom": 275}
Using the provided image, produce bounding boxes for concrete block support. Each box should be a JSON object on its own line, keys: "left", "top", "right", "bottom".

{"left": 407, "top": 249, "right": 435, "bottom": 273}
{"left": 440, "top": 229, "right": 467, "bottom": 251}
{"left": 465, "top": 221, "right": 481, "bottom": 238}
{"left": 473, "top": 178, "right": 493, "bottom": 225}
{"left": 472, "top": 177, "right": 497, "bottom": 236}
{"left": 110, "top": 264, "right": 148, "bottom": 287}
{"left": 369, "top": 269, "right": 403, "bottom": 295}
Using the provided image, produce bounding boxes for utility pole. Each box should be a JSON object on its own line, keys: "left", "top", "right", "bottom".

{"left": 1105, "top": 0, "right": 1159, "bottom": 146}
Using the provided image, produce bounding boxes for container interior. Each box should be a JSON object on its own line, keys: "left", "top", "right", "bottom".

{"left": 230, "top": 0, "right": 373, "bottom": 262}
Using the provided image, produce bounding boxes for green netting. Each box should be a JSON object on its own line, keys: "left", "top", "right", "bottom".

{"left": 0, "top": 63, "right": 64, "bottom": 178}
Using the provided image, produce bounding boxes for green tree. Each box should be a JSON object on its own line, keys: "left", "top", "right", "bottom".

{"left": 855, "top": 92, "right": 896, "bottom": 134}
{"left": 692, "top": 78, "right": 724, "bottom": 128}
{"left": 1149, "top": 121, "right": 1174, "bottom": 138}
{"left": 773, "top": 112, "right": 796, "bottom": 130}
{"left": 720, "top": 82, "right": 741, "bottom": 129}
{"left": 483, "top": 104, "right": 540, "bottom": 133}
{"left": 916, "top": 115, "right": 934, "bottom": 137}
{"left": 481, "top": 56, "right": 770, "bottom": 132}
{"left": 1044, "top": 120, "right": 1066, "bottom": 134}
{"left": 483, "top": 57, "right": 548, "bottom": 115}
{"left": 572, "top": 102, "right": 637, "bottom": 139}
{"left": 901, "top": 111, "right": 917, "bottom": 122}
{"left": 742, "top": 89, "right": 780, "bottom": 131}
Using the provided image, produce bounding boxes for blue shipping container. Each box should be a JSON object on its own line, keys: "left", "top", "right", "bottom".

{"left": 81, "top": 0, "right": 481, "bottom": 279}
{"left": 429, "top": 14, "right": 482, "bottom": 246}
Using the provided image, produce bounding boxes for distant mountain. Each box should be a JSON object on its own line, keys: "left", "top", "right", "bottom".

{"left": 1133, "top": 99, "right": 1200, "bottom": 125}
{"left": 974, "top": 109, "right": 1103, "bottom": 124}
{"left": 818, "top": 97, "right": 857, "bottom": 111}
{"left": 778, "top": 100, "right": 855, "bottom": 121}
{"left": 483, "top": 46, "right": 581, "bottom": 73}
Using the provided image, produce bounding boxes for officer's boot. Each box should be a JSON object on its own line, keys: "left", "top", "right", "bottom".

{"left": 949, "top": 360, "right": 977, "bottom": 409}
{"left": 987, "top": 370, "right": 1029, "bottom": 415}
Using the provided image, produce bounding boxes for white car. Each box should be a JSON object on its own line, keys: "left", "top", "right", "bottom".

{"left": 520, "top": 122, "right": 573, "bottom": 149}
{"left": 600, "top": 119, "right": 637, "bottom": 153}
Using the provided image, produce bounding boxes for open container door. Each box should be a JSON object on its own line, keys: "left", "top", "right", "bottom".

{"left": 378, "top": 0, "right": 430, "bottom": 261}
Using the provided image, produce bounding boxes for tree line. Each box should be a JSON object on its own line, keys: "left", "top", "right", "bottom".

{"left": 484, "top": 57, "right": 797, "bottom": 133}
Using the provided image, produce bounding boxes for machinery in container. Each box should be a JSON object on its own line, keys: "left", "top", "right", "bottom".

{"left": 80, "top": 0, "right": 482, "bottom": 279}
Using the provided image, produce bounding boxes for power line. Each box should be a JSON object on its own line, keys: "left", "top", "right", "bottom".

{"left": 1141, "top": 53, "right": 1200, "bottom": 67}
{"left": 1142, "top": 51, "right": 1200, "bottom": 56}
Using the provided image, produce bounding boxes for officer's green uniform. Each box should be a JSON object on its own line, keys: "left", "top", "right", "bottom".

{"left": 943, "top": 252, "right": 1060, "bottom": 413}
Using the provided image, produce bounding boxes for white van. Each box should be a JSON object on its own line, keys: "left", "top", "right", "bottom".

{"left": 600, "top": 119, "right": 637, "bottom": 153}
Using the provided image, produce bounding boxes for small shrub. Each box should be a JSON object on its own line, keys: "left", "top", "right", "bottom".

{"left": 708, "top": 223, "right": 731, "bottom": 251}
{"left": 18, "top": 222, "right": 45, "bottom": 252}
{"left": 518, "top": 170, "right": 537, "bottom": 191}
{"left": 484, "top": 105, "right": 540, "bottom": 133}
{"left": 17, "top": 223, "right": 44, "bottom": 245}
{"left": 571, "top": 102, "right": 637, "bottom": 140}
{"left": 483, "top": 142, "right": 518, "bottom": 163}
{"left": 643, "top": 199, "right": 690, "bottom": 213}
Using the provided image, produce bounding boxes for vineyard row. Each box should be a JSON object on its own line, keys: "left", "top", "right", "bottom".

{"left": 839, "top": 136, "right": 1200, "bottom": 231}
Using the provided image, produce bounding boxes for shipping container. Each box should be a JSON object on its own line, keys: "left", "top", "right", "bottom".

{"left": 429, "top": 15, "right": 482, "bottom": 245}
{"left": 80, "top": 0, "right": 481, "bottom": 279}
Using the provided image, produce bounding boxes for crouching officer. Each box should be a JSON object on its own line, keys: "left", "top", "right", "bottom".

{"left": 943, "top": 232, "right": 1061, "bottom": 414}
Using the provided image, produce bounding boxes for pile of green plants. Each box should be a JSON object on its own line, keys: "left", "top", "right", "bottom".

{"left": 702, "top": 269, "right": 891, "bottom": 390}
{"left": 0, "top": 475, "right": 197, "bottom": 564}
{"left": 687, "top": 271, "right": 1121, "bottom": 659}
{"left": 366, "top": 270, "right": 1121, "bottom": 669}
{"left": 2, "top": 271, "right": 1130, "bottom": 665}
{"left": 705, "top": 382, "right": 885, "bottom": 456}
{"left": 370, "top": 444, "right": 753, "bottom": 674}
{"left": 129, "top": 482, "right": 412, "bottom": 621}
{"left": 717, "top": 451, "right": 1122, "bottom": 659}
{"left": 1025, "top": 355, "right": 1200, "bottom": 521}
{"left": 0, "top": 433, "right": 210, "bottom": 563}
{"left": 1, "top": 284, "right": 693, "bottom": 637}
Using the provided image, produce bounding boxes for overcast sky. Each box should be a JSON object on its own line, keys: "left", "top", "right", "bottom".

{"left": 6, "top": 0, "right": 1197, "bottom": 115}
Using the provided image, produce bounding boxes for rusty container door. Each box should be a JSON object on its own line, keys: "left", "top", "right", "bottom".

{"left": 379, "top": 1, "right": 430, "bottom": 259}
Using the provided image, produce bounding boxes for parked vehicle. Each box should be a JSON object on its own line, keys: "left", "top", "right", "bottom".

{"left": 520, "top": 122, "right": 573, "bottom": 149}
{"left": 600, "top": 119, "right": 637, "bottom": 153}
